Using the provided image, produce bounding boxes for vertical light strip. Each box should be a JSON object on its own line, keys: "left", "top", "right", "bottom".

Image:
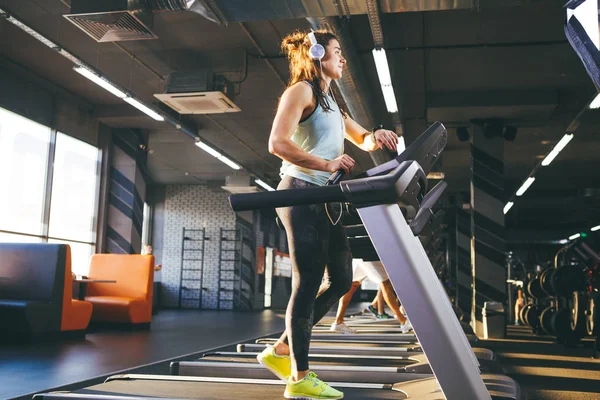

{"left": 372, "top": 49, "right": 398, "bottom": 113}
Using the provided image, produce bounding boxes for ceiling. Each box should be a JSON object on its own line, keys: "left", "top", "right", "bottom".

{"left": 0, "top": 0, "right": 599, "bottom": 235}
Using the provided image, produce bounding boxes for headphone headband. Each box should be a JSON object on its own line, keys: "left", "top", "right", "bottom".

{"left": 308, "top": 31, "right": 318, "bottom": 46}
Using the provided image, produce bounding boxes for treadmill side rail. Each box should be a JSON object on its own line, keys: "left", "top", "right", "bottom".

{"left": 358, "top": 204, "right": 491, "bottom": 400}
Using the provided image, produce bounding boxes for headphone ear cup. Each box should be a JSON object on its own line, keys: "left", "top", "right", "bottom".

{"left": 309, "top": 43, "right": 326, "bottom": 60}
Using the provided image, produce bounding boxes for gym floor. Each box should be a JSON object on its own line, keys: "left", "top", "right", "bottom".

{"left": 481, "top": 326, "right": 600, "bottom": 400}
{"left": 0, "top": 309, "right": 286, "bottom": 400}
{"left": 2, "top": 304, "right": 599, "bottom": 400}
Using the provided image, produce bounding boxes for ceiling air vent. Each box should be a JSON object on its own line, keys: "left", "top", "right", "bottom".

{"left": 155, "top": 92, "right": 240, "bottom": 114}
{"left": 154, "top": 70, "right": 241, "bottom": 114}
{"left": 64, "top": 0, "right": 157, "bottom": 42}
{"left": 221, "top": 176, "right": 259, "bottom": 194}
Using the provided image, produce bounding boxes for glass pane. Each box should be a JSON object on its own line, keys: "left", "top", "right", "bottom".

{"left": 48, "top": 132, "right": 99, "bottom": 243}
{"left": 48, "top": 239, "right": 93, "bottom": 276}
{"left": 0, "top": 108, "right": 50, "bottom": 235}
{"left": 141, "top": 202, "right": 150, "bottom": 249}
{"left": 0, "top": 232, "right": 41, "bottom": 243}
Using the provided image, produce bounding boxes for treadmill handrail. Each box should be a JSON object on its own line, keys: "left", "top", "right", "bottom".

{"left": 229, "top": 161, "right": 425, "bottom": 212}
{"left": 409, "top": 181, "right": 448, "bottom": 235}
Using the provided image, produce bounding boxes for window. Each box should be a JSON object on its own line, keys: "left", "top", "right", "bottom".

{"left": 141, "top": 202, "right": 151, "bottom": 249}
{"left": 47, "top": 133, "right": 99, "bottom": 273}
{"left": 0, "top": 107, "right": 100, "bottom": 274}
{"left": 48, "top": 239, "right": 93, "bottom": 276}
{"left": 0, "top": 108, "right": 51, "bottom": 236}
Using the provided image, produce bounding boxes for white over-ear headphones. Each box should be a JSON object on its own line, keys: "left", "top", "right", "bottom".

{"left": 308, "top": 31, "right": 325, "bottom": 61}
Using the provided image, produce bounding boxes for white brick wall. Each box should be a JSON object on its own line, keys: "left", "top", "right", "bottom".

{"left": 161, "top": 185, "right": 237, "bottom": 309}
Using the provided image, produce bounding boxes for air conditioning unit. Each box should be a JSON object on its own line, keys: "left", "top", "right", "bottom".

{"left": 154, "top": 70, "right": 241, "bottom": 114}
{"left": 221, "top": 175, "right": 258, "bottom": 194}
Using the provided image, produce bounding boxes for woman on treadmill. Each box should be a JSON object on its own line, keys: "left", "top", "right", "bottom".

{"left": 256, "top": 29, "right": 398, "bottom": 400}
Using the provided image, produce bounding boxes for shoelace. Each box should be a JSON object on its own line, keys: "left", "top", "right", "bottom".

{"left": 305, "top": 371, "right": 324, "bottom": 388}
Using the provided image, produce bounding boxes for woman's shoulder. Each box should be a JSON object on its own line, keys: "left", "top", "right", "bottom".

{"left": 282, "top": 81, "right": 314, "bottom": 105}
{"left": 286, "top": 81, "right": 313, "bottom": 95}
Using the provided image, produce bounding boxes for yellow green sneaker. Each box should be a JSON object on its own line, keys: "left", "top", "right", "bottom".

{"left": 284, "top": 371, "right": 344, "bottom": 399}
{"left": 256, "top": 345, "right": 292, "bottom": 381}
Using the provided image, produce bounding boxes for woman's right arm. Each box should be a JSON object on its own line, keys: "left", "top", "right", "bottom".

{"left": 268, "top": 83, "right": 354, "bottom": 174}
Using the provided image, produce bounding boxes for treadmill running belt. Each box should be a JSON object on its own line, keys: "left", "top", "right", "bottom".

{"left": 76, "top": 379, "right": 407, "bottom": 400}
{"left": 199, "top": 355, "right": 414, "bottom": 367}
{"left": 257, "top": 340, "right": 417, "bottom": 348}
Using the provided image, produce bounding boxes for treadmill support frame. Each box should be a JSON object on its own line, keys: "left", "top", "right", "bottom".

{"left": 357, "top": 203, "right": 491, "bottom": 400}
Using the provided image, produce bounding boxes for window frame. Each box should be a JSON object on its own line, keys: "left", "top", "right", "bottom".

{"left": 0, "top": 107, "right": 101, "bottom": 256}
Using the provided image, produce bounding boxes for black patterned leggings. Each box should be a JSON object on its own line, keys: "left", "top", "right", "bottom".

{"left": 276, "top": 175, "right": 353, "bottom": 372}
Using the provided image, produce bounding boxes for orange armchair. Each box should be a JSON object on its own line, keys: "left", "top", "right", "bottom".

{"left": 85, "top": 254, "right": 154, "bottom": 325}
{"left": 61, "top": 245, "right": 93, "bottom": 332}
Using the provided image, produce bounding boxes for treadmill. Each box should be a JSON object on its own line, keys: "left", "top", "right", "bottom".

{"left": 34, "top": 122, "right": 520, "bottom": 400}
{"left": 171, "top": 345, "right": 503, "bottom": 385}
{"left": 239, "top": 341, "right": 423, "bottom": 358}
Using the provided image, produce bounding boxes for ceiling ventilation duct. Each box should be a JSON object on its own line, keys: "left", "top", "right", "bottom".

{"left": 154, "top": 70, "right": 241, "bottom": 114}
{"left": 64, "top": 0, "right": 157, "bottom": 42}
{"left": 64, "top": 0, "right": 214, "bottom": 42}
{"left": 190, "top": 0, "right": 535, "bottom": 25}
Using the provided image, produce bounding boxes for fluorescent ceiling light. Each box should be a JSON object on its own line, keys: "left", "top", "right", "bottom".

{"left": 372, "top": 49, "right": 398, "bottom": 113}
{"left": 74, "top": 66, "right": 127, "bottom": 98}
{"left": 541, "top": 133, "right": 574, "bottom": 166}
{"left": 218, "top": 155, "right": 241, "bottom": 170}
{"left": 255, "top": 179, "right": 275, "bottom": 191}
{"left": 591, "top": 224, "right": 600, "bottom": 232}
{"left": 568, "top": 233, "right": 581, "bottom": 240}
{"left": 124, "top": 97, "right": 164, "bottom": 121}
{"left": 2, "top": 7, "right": 194, "bottom": 131}
{"left": 195, "top": 141, "right": 222, "bottom": 158}
{"left": 559, "top": 239, "right": 569, "bottom": 244}
{"left": 515, "top": 177, "right": 535, "bottom": 196}
{"left": 589, "top": 93, "right": 600, "bottom": 109}
{"left": 194, "top": 141, "right": 241, "bottom": 170}
{"left": 503, "top": 201, "right": 514, "bottom": 214}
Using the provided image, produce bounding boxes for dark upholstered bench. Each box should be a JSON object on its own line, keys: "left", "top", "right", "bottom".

{"left": 0, "top": 243, "right": 92, "bottom": 341}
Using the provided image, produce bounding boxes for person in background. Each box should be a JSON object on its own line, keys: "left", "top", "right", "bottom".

{"left": 142, "top": 245, "right": 162, "bottom": 272}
